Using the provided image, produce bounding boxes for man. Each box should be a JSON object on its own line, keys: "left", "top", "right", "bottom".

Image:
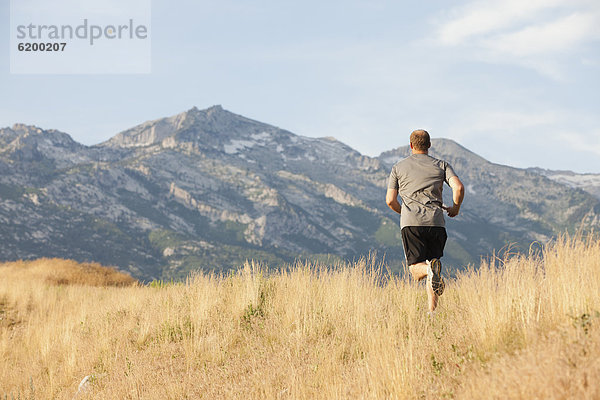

{"left": 386, "top": 130, "right": 464, "bottom": 314}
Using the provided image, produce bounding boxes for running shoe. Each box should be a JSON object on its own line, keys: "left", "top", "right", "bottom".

{"left": 429, "top": 258, "right": 445, "bottom": 296}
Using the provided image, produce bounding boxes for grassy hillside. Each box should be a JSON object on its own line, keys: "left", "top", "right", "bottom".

{"left": 1, "top": 236, "right": 599, "bottom": 399}
{"left": 0, "top": 258, "right": 136, "bottom": 287}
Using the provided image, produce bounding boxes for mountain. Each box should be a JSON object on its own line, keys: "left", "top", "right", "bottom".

{"left": 527, "top": 168, "right": 600, "bottom": 200}
{"left": 1, "top": 106, "right": 598, "bottom": 280}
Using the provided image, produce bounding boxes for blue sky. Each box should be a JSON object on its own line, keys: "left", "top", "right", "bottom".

{"left": 1, "top": 0, "right": 599, "bottom": 172}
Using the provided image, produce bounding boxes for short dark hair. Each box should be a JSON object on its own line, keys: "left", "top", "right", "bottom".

{"left": 410, "top": 130, "right": 430, "bottom": 151}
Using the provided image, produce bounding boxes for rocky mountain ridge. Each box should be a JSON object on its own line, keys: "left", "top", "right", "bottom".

{"left": 527, "top": 167, "right": 600, "bottom": 200}
{"left": 1, "top": 106, "right": 598, "bottom": 280}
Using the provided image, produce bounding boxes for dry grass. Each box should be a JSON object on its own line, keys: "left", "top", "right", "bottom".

{"left": 0, "top": 235, "right": 599, "bottom": 399}
{"left": 0, "top": 258, "right": 137, "bottom": 287}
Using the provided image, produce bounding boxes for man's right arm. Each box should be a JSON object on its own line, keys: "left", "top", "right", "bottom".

{"left": 386, "top": 167, "right": 402, "bottom": 215}
{"left": 443, "top": 176, "right": 464, "bottom": 217}
{"left": 386, "top": 188, "right": 402, "bottom": 214}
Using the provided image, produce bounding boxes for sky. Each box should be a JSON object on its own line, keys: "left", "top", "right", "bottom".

{"left": 1, "top": 0, "right": 599, "bottom": 173}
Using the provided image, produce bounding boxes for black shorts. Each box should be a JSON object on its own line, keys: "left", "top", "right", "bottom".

{"left": 401, "top": 226, "right": 447, "bottom": 266}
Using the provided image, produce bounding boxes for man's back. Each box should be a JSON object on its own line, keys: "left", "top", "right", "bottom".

{"left": 388, "top": 153, "right": 456, "bottom": 228}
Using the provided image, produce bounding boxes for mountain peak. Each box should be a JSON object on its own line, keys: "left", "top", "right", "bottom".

{"left": 205, "top": 104, "right": 223, "bottom": 114}
{"left": 100, "top": 105, "right": 277, "bottom": 149}
{"left": 1, "top": 123, "right": 78, "bottom": 148}
{"left": 11, "top": 123, "right": 42, "bottom": 132}
{"left": 2, "top": 124, "right": 46, "bottom": 138}
{"left": 100, "top": 107, "right": 205, "bottom": 148}
{"left": 185, "top": 104, "right": 222, "bottom": 117}
{"left": 378, "top": 138, "right": 486, "bottom": 168}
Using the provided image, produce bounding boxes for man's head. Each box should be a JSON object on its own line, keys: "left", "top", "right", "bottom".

{"left": 410, "top": 130, "right": 431, "bottom": 153}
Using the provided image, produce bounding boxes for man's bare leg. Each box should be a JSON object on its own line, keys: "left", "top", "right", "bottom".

{"left": 409, "top": 261, "right": 438, "bottom": 312}
{"left": 409, "top": 262, "right": 428, "bottom": 281}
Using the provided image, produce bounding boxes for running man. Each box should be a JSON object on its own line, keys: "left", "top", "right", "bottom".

{"left": 385, "top": 130, "right": 464, "bottom": 313}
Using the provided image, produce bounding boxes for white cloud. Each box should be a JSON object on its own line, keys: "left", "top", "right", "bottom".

{"left": 484, "top": 13, "right": 600, "bottom": 57}
{"left": 437, "top": 0, "right": 564, "bottom": 45}
{"left": 433, "top": 0, "right": 600, "bottom": 79}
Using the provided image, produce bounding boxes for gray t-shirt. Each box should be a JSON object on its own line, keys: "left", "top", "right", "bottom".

{"left": 387, "top": 153, "right": 457, "bottom": 228}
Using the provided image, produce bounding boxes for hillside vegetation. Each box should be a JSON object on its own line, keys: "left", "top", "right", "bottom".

{"left": 1, "top": 235, "right": 599, "bottom": 399}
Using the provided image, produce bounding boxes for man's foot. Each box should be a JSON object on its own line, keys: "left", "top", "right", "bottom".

{"left": 428, "top": 258, "right": 445, "bottom": 296}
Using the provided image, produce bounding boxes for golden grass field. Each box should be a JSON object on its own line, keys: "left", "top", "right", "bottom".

{"left": 1, "top": 235, "right": 599, "bottom": 399}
